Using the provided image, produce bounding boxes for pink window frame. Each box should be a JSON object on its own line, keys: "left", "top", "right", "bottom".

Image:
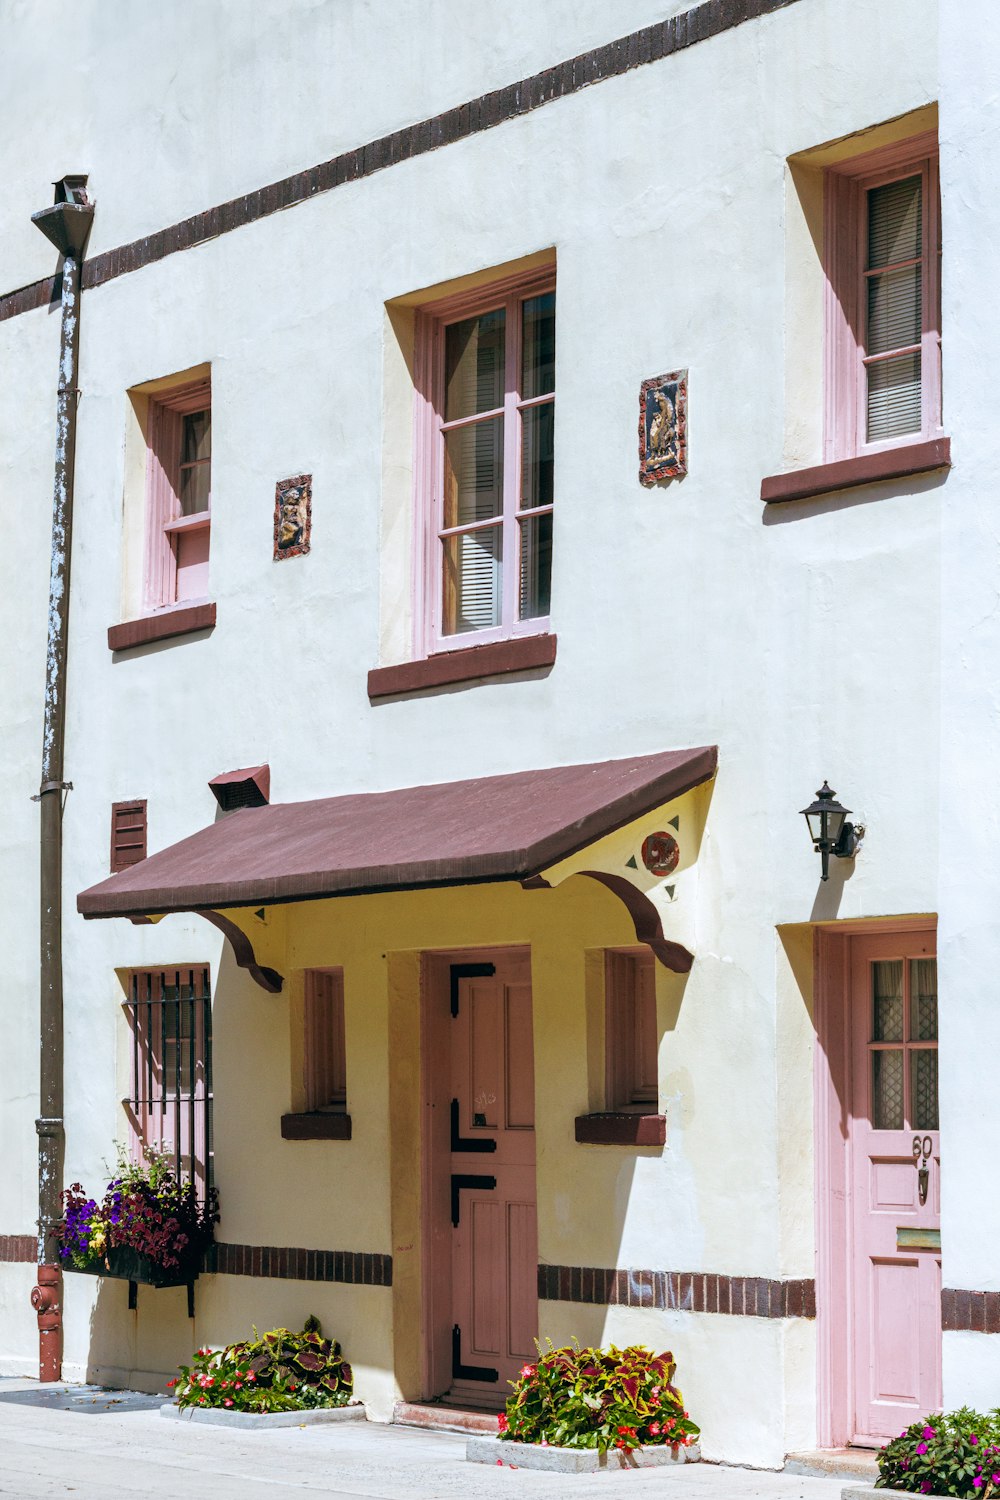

{"left": 143, "top": 377, "right": 212, "bottom": 613}
{"left": 824, "top": 132, "right": 941, "bottom": 462}
{"left": 412, "top": 266, "right": 555, "bottom": 658}
{"left": 303, "top": 968, "right": 347, "bottom": 1113}
{"left": 605, "top": 950, "right": 658, "bottom": 1111}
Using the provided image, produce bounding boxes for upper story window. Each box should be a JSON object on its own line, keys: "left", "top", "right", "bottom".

{"left": 605, "top": 950, "right": 658, "bottom": 1112}
{"left": 144, "top": 378, "right": 212, "bottom": 611}
{"left": 415, "top": 270, "right": 555, "bottom": 654}
{"left": 825, "top": 135, "right": 940, "bottom": 460}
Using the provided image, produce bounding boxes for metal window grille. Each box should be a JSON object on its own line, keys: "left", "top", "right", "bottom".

{"left": 125, "top": 967, "right": 213, "bottom": 1199}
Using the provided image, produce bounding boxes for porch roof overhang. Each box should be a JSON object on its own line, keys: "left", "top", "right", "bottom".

{"left": 77, "top": 746, "right": 717, "bottom": 920}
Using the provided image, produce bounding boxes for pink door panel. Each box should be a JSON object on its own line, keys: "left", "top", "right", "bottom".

{"left": 851, "top": 934, "right": 940, "bottom": 1444}
{"left": 450, "top": 955, "right": 537, "bottom": 1401}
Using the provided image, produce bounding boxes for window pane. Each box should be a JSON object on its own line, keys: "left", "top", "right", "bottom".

{"left": 445, "top": 309, "right": 505, "bottom": 421}
{"left": 521, "top": 292, "right": 555, "bottom": 399}
{"left": 519, "top": 513, "right": 552, "bottom": 621}
{"left": 520, "top": 402, "right": 554, "bottom": 511}
{"left": 443, "top": 416, "right": 503, "bottom": 529}
{"left": 910, "top": 958, "right": 938, "bottom": 1040}
{"left": 182, "top": 410, "right": 211, "bottom": 464}
{"left": 872, "top": 960, "right": 903, "bottom": 1041}
{"left": 868, "top": 176, "right": 922, "bottom": 270}
{"left": 911, "top": 1050, "right": 939, "bottom": 1131}
{"left": 442, "top": 525, "right": 502, "bottom": 635}
{"left": 872, "top": 1050, "right": 904, "bottom": 1130}
{"left": 179, "top": 461, "right": 211, "bottom": 515}
{"left": 867, "top": 351, "right": 921, "bottom": 442}
{"left": 867, "top": 265, "right": 921, "bottom": 355}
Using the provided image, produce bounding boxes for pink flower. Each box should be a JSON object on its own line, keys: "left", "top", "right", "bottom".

{"left": 973, "top": 1481, "right": 983, "bottom": 1489}
{"left": 235, "top": 1383, "right": 242, "bottom": 1390}
{"left": 496, "top": 1460, "right": 503, "bottom": 1467}
{"left": 247, "top": 1372, "right": 256, "bottom": 1382}
{"left": 921, "top": 1484, "right": 932, "bottom": 1494}
{"left": 497, "top": 1414, "right": 508, "bottom": 1432}
{"left": 520, "top": 1364, "right": 535, "bottom": 1377}
{"left": 923, "top": 1427, "right": 936, "bottom": 1439}
{"left": 223, "top": 1399, "right": 233, "bottom": 1408}
{"left": 649, "top": 1423, "right": 661, "bottom": 1436}
{"left": 652, "top": 1387, "right": 661, "bottom": 1398}
{"left": 971, "top": 1436, "right": 979, "bottom": 1445}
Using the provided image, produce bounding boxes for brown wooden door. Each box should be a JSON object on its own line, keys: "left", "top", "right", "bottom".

{"left": 849, "top": 931, "right": 941, "bottom": 1443}
{"left": 448, "top": 953, "right": 537, "bottom": 1402}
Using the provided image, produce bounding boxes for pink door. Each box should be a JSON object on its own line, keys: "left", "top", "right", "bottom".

{"left": 449, "top": 954, "right": 537, "bottom": 1403}
{"left": 850, "top": 931, "right": 940, "bottom": 1444}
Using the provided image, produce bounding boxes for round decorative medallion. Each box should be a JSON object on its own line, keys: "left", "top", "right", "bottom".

{"left": 640, "top": 831, "right": 680, "bottom": 877}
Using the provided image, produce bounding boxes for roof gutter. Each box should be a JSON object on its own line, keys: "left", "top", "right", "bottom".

{"left": 29, "top": 177, "right": 94, "bottom": 1383}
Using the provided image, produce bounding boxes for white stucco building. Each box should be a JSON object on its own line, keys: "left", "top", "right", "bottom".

{"left": 1, "top": 0, "right": 997, "bottom": 1469}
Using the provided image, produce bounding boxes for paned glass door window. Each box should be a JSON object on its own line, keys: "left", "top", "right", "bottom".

{"left": 124, "top": 967, "right": 213, "bottom": 1199}
{"left": 869, "top": 956, "right": 938, "bottom": 1132}
{"left": 420, "top": 273, "right": 555, "bottom": 651}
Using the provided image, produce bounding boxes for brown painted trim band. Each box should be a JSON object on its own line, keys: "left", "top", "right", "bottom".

{"left": 108, "top": 603, "right": 216, "bottom": 652}
{"left": 942, "top": 1288, "right": 1000, "bottom": 1334}
{"left": 368, "top": 634, "right": 557, "bottom": 699}
{"left": 761, "top": 437, "right": 951, "bottom": 504}
{"left": 0, "top": 1235, "right": 36, "bottom": 1263}
{"left": 1, "top": 0, "right": 801, "bottom": 326}
{"left": 538, "top": 1264, "right": 816, "bottom": 1318}
{"left": 205, "top": 1242, "right": 391, "bottom": 1286}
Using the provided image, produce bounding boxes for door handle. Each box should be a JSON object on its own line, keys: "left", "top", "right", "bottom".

{"left": 912, "top": 1134, "right": 932, "bottom": 1207}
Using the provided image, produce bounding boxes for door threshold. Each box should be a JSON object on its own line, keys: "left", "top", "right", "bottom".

{"left": 393, "top": 1400, "right": 500, "bottom": 1435}
{"left": 784, "top": 1449, "right": 880, "bottom": 1480}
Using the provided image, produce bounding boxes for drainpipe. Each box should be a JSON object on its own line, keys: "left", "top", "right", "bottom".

{"left": 28, "top": 177, "right": 94, "bottom": 1383}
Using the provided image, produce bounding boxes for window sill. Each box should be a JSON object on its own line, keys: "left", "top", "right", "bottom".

{"left": 280, "top": 1112, "right": 352, "bottom": 1141}
{"left": 760, "top": 436, "right": 951, "bottom": 505}
{"left": 367, "top": 633, "right": 557, "bottom": 699}
{"left": 108, "top": 601, "right": 217, "bottom": 652}
{"left": 574, "top": 1112, "right": 666, "bottom": 1147}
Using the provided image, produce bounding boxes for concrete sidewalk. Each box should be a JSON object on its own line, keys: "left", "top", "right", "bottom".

{"left": 0, "top": 1379, "right": 849, "bottom": 1500}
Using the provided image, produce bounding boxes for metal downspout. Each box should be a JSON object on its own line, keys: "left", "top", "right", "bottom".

{"left": 29, "top": 178, "right": 94, "bottom": 1383}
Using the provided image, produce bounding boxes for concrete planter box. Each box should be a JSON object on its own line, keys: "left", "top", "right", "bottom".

{"left": 842, "top": 1488, "right": 913, "bottom": 1500}
{"left": 161, "top": 1401, "right": 366, "bottom": 1430}
{"left": 467, "top": 1435, "right": 701, "bottom": 1472}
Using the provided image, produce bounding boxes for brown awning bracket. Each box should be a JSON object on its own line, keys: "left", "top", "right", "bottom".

{"left": 578, "top": 871, "right": 693, "bottom": 974}
{"left": 199, "top": 911, "right": 283, "bottom": 994}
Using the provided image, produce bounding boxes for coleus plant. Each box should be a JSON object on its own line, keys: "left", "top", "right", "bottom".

{"left": 171, "top": 1315, "right": 353, "bottom": 1412}
{"left": 501, "top": 1341, "right": 700, "bottom": 1453}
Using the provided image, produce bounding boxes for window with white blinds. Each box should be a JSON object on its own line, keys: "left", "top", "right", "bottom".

{"left": 825, "top": 137, "right": 940, "bottom": 459}
{"left": 864, "top": 176, "right": 924, "bottom": 442}
{"left": 424, "top": 272, "right": 555, "bottom": 648}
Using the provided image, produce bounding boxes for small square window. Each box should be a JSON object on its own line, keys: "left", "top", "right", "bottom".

{"left": 144, "top": 378, "right": 212, "bottom": 611}
{"left": 304, "top": 969, "right": 347, "bottom": 1113}
{"left": 413, "top": 269, "right": 555, "bottom": 655}
{"left": 605, "top": 951, "right": 658, "bottom": 1111}
{"left": 825, "top": 135, "right": 940, "bottom": 459}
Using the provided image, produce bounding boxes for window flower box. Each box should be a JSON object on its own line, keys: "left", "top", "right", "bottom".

{"left": 63, "top": 1244, "right": 199, "bottom": 1290}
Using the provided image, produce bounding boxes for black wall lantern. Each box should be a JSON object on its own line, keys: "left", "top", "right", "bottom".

{"left": 801, "top": 782, "right": 862, "bottom": 880}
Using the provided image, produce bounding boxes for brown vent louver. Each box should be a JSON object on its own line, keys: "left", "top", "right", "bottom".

{"left": 209, "top": 765, "right": 270, "bottom": 813}
{"left": 110, "top": 801, "right": 147, "bottom": 873}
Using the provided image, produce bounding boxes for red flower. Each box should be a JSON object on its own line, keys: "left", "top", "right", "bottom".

{"left": 497, "top": 1414, "right": 508, "bottom": 1431}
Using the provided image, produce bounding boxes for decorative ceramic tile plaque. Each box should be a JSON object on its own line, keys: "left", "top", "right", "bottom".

{"left": 273, "top": 474, "right": 312, "bottom": 560}
{"left": 638, "top": 369, "right": 687, "bottom": 486}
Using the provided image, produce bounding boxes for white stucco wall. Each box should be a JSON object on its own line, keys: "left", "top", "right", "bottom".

{"left": 0, "top": 0, "right": 967, "bottom": 1466}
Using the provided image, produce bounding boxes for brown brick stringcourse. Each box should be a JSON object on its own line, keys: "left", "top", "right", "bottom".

{"left": 1, "top": 0, "right": 802, "bottom": 325}
{"left": 0, "top": 1235, "right": 35, "bottom": 1263}
{"left": 204, "top": 1242, "right": 392, "bottom": 1286}
{"left": 538, "top": 1264, "right": 816, "bottom": 1318}
{"left": 942, "top": 1287, "right": 1000, "bottom": 1334}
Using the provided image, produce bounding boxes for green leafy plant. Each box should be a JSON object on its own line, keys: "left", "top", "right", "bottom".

{"left": 500, "top": 1341, "right": 699, "bottom": 1454}
{"left": 877, "top": 1409, "right": 1000, "bottom": 1496}
{"left": 170, "top": 1315, "right": 353, "bottom": 1413}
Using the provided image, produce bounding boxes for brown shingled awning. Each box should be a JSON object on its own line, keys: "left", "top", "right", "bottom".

{"left": 77, "top": 746, "right": 717, "bottom": 920}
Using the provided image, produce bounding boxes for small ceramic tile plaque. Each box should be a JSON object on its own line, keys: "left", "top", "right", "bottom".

{"left": 273, "top": 474, "right": 312, "bottom": 560}
{"left": 638, "top": 370, "right": 687, "bottom": 486}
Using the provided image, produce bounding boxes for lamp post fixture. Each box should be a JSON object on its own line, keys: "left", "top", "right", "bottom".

{"left": 801, "top": 782, "right": 862, "bottom": 881}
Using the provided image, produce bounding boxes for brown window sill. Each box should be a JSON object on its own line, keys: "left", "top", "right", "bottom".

{"left": 368, "top": 634, "right": 556, "bottom": 699}
{"left": 281, "top": 1112, "right": 352, "bottom": 1141}
{"left": 760, "top": 437, "right": 951, "bottom": 505}
{"left": 108, "top": 602, "right": 217, "bottom": 652}
{"left": 575, "top": 1112, "right": 666, "bottom": 1147}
